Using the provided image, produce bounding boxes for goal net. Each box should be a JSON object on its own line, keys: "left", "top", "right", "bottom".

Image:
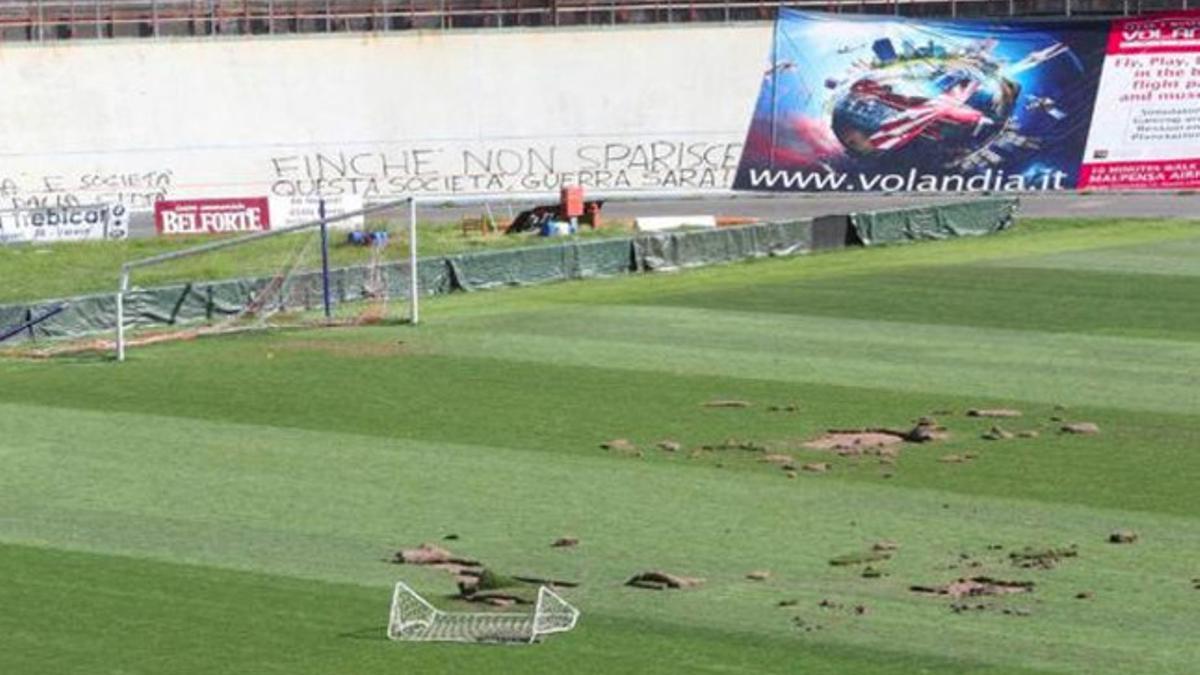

{"left": 387, "top": 582, "right": 579, "bottom": 644}
{"left": 107, "top": 199, "right": 416, "bottom": 361}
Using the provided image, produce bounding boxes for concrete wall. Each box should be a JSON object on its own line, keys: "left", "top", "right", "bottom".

{"left": 0, "top": 24, "right": 771, "bottom": 214}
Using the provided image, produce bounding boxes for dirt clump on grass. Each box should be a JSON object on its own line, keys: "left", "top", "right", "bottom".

{"left": 462, "top": 592, "right": 529, "bottom": 607}
{"left": 391, "top": 543, "right": 484, "bottom": 584}
{"left": 802, "top": 462, "right": 831, "bottom": 473}
{"left": 1109, "top": 529, "right": 1139, "bottom": 544}
{"left": 656, "top": 440, "right": 682, "bottom": 452}
{"left": 829, "top": 549, "right": 892, "bottom": 567}
{"left": 982, "top": 426, "right": 1015, "bottom": 441}
{"left": 703, "top": 399, "right": 751, "bottom": 409}
{"left": 455, "top": 569, "right": 532, "bottom": 606}
{"left": 626, "top": 571, "right": 705, "bottom": 590}
{"left": 455, "top": 568, "right": 579, "bottom": 606}
{"left": 551, "top": 537, "right": 579, "bottom": 548}
{"left": 1009, "top": 545, "right": 1078, "bottom": 569}
{"left": 903, "top": 419, "right": 950, "bottom": 443}
{"left": 1062, "top": 422, "right": 1101, "bottom": 435}
{"left": 911, "top": 577, "right": 1034, "bottom": 599}
{"left": 703, "top": 438, "right": 769, "bottom": 453}
{"left": 392, "top": 543, "right": 479, "bottom": 566}
{"left": 746, "top": 570, "right": 771, "bottom": 581}
{"left": 968, "top": 408, "right": 1022, "bottom": 418}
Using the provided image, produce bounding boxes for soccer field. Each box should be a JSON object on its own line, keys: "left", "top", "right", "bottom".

{"left": 1, "top": 219, "right": 1198, "bottom": 674}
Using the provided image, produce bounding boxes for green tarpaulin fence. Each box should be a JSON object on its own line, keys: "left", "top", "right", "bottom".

{"left": 447, "top": 237, "right": 634, "bottom": 291}
{"left": 849, "top": 197, "right": 1018, "bottom": 246}
{"left": 634, "top": 220, "right": 813, "bottom": 271}
{"left": 0, "top": 199, "right": 1016, "bottom": 344}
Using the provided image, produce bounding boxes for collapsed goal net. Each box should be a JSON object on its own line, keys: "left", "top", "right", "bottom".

{"left": 387, "top": 582, "right": 579, "bottom": 644}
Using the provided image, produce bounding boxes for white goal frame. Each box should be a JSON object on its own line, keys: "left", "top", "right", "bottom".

{"left": 387, "top": 581, "right": 580, "bottom": 644}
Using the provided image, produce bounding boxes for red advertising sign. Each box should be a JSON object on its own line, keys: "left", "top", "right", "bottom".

{"left": 1107, "top": 11, "right": 1200, "bottom": 54}
{"left": 155, "top": 197, "right": 271, "bottom": 235}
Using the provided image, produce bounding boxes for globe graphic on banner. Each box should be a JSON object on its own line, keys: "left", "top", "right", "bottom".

{"left": 830, "top": 57, "right": 1020, "bottom": 165}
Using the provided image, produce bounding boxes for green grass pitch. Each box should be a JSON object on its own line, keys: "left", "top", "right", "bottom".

{"left": 1, "top": 218, "right": 1199, "bottom": 673}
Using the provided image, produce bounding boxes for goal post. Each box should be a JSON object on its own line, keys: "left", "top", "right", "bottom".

{"left": 115, "top": 196, "right": 419, "bottom": 361}
{"left": 112, "top": 187, "right": 764, "bottom": 361}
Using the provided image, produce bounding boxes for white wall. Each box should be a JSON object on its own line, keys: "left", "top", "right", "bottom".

{"left": 0, "top": 25, "right": 771, "bottom": 213}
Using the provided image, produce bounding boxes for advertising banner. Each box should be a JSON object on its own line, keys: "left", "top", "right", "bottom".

{"left": 154, "top": 197, "right": 271, "bottom": 235}
{"left": 270, "top": 194, "right": 365, "bottom": 231}
{"left": 735, "top": 9, "right": 1200, "bottom": 193}
{"left": 1080, "top": 12, "right": 1200, "bottom": 189}
{"left": 0, "top": 203, "right": 129, "bottom": 245}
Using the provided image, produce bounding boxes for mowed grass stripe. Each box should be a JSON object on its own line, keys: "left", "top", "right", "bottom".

{"left": 420, "top": 305, "right": 1200, "bottom": 414}
{"left": 629, "top": 264, "right": 1200, "bottom": 342}
{"left": 1, "top": 403, "right": 1198, "bottom": 674}
{"left": 982, "top": 236, "right": 1200, "bottom": 277}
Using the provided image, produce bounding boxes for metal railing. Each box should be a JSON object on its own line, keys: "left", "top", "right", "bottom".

{"left": 0, "top": 0, "right": 1190, "bottom": 41}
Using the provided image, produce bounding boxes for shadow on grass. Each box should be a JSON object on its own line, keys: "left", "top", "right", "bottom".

{"left": 338, "top": 625, "right": 390, "bottom": 641}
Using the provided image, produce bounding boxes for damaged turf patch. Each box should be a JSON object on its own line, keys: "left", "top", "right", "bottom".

{"left": 1109, "top": 529, "right": 1139, "bottom": 544}
{"left": 803, "top": 430, "right": 905, "bottom": 453}
{"left": 626, "top": 571, "right": 705, "bottom": 590}
{"left": 1009, "top": 545, "right": 1078, "bottom": 569}
{"left": 911, "top": 577, "right": 1035, "bottom": 598}
{"left": 390, "top": 543, "right": 484, "bottom": 586}
{"left": 829, "top": 550, "right": 892, "bottom": 567}
{"left": 981, "top": 426, "right": 1015, "bottom": 440}
{"left": 804, "top": 421, "right": 947, "bottom": 457}
{"left": 703, "top": 400, "right": 751, "bottom": 409}
{"left": 391, "top": 543, "right": 480, "bottom": 567}
{"left": 601, "top": 438, "right": 639, "bottom": 453}
{"left": 968, "top": 408, "right": 1023, "bottom": 418}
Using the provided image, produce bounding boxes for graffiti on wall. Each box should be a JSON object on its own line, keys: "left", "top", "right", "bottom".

{"left": 267, "top": 140, "right": 743, "bottom": 198}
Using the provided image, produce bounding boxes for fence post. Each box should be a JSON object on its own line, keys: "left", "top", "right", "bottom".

{"left": 116, "top": 268, "right": 129, "bottom": 362}
{"left": 408, "top": 198, "right": 419, "bottom": 325}
{"left": 320, "top": 199, "right": 333, "bottom": 321}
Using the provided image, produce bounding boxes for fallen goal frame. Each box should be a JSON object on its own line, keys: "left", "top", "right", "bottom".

{"left": 387, "top": 581, "right": 580, "bottom": 644}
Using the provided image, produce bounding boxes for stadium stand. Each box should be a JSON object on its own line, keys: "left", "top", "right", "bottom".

{"left": 0, "top": 0, "right": 1190, "bottom": 42}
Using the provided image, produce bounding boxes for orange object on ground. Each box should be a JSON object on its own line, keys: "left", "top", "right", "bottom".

{"left": 561, "top": 186, "right": 585, "bottom": 218}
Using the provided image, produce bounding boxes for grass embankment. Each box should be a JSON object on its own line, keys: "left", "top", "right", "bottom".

{"left": 0, "top": 218, "right": 1198, "bottom": 673}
